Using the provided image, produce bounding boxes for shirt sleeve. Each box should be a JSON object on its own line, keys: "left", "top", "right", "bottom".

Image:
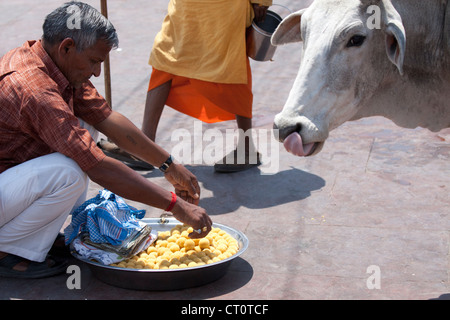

{"left": 20, "top": 77, "right": 106, "bottom": 172}
{"left": 73, "top": 80, "right": 112, "bottom": 126}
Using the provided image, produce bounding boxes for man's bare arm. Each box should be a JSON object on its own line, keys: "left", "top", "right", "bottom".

{"left": 94, "top": 110, "right": 200, "bottom": 202}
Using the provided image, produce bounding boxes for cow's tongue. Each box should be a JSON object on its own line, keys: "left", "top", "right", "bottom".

{"left": 283, "top": 132, "right": 315, "bottom": 157}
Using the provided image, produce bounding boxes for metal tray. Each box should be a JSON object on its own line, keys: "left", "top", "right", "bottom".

{"left": 72, "top": 217, "right": 249, "bottom": 291}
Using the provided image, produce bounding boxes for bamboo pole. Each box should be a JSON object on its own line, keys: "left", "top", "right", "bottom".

{"left": 100, "top": 0, "right": 112, "bottom": 109}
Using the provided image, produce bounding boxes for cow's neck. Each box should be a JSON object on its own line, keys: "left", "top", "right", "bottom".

{"left": 353, "top": 72, "right": 450, "bottom": 132}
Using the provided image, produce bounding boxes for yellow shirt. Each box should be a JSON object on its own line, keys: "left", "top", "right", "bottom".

{"left": 149, "top": 0, "right": 273, "bottom": 84}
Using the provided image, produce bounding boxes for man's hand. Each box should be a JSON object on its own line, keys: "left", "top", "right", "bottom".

{"left": 164, "top": 162, "right": 201, "bottom": 205}
{"left": 252, "top": 3, "right": 269, "bottom": 23}
{"left": 171, "top": 197, "right": 212, "bottom": 239}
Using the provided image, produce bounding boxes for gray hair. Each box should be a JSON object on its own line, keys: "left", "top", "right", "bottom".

{"left": 42, "top": 1, "right": 119, "bottom": 52}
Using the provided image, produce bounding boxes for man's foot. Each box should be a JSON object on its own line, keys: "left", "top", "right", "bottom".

{"left": 214, "top": 149, "right": 262, "bottom": 173}
{"left": 0, "top": 252, "right": 68, "bottom": 279}
{"left": 97, "top": 139, "right": 154, "bottom": 171}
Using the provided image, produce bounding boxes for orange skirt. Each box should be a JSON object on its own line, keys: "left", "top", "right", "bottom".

{"left": 148, "top": 59, "right": 253, "bottom": 123}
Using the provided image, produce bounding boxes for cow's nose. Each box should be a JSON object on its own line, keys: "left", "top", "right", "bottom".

{"left": 273, "top": 121, "right": 301, "bottom": 142}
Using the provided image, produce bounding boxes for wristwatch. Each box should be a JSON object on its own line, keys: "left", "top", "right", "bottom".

{"left": 159, "top": 155, "right": 173, "bottom": 173}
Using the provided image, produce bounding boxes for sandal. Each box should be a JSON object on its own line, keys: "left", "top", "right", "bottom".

{"left": 97, "top": 139, "right": 154, "bottom": 171}
{"left": 214, "top": 149, "right": 262, "bottom": 173}
{"left": 0, "top": 253, "right": 68, "bottom": 279}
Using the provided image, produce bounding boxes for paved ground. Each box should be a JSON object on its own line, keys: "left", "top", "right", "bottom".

{"left": 0, "top": 0, "right": 449, "bottom": 300}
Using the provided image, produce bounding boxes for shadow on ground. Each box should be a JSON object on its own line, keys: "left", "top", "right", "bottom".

{"left": 185, "top": 165, "right": 326, "bottom": 216}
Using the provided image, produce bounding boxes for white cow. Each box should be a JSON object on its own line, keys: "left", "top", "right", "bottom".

{"left": 271, "top": 0, "right": 450, "bottom": 156}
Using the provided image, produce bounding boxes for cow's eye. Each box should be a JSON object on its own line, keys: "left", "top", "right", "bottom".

{"left": 346, "top": 35, "right": 366, "bottom": 48}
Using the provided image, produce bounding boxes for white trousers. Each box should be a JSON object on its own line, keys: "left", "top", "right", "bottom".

{"left": 0, "top": 120, "right": 97, "bottom": 262}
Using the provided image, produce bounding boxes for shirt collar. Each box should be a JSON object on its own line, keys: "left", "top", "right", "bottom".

{"left": 28, "top": 40, "right": 71, "bottom": 93}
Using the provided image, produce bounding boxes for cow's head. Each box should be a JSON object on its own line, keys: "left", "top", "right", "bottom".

{"left": 272, "top": 0, "right": 406, "bottom": 156}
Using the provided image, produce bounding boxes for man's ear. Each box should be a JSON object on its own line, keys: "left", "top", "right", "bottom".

{"left": 271, "top": 9, "right": 305, "bottom": 46}
{"left": 58, "top": 38, "right": 77, "bottom": 55}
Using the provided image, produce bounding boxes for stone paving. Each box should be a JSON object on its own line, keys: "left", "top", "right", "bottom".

{"left": 0, "top": 0, "right": 448, "bottom": 300}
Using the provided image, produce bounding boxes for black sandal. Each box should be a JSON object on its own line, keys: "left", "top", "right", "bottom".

{"left": 0, "top": 253, "right": 68, "bottom": 279}
{"left": 214, "top": 149, "right": 262, "bottom": 173}
{"left": 97, "top": 139, "right": 154, "bottom": 171}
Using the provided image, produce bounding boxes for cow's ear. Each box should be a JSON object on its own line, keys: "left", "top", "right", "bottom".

{"left": 271, "top": 10, "right": 305, "bottom": 46}
{"left": 385, "top": 23, "right": 406, "bottom": 75}
{"left": 382, "top": 0, "right": 406, "bottom": 75}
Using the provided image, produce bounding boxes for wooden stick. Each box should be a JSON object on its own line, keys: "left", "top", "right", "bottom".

{"left": 100, "top": 0, "right": 112, "bottom": 109}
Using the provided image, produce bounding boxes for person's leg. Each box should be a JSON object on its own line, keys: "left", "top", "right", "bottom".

{"left": 0, "top": 153, "right": 88, "bottom": 262}
{"left": 235, "top": 114, "right": 257, "bottom": 153}
{"left": 141, "top": 79, "right": 172, "bottom": 141}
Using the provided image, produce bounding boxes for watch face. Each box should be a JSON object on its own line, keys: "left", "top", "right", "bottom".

{"left": 159, "top": 155, "right": 173, "bottom": 172}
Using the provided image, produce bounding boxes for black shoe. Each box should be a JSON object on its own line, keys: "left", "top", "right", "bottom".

{"left": 214, "top": 149, "right": 262, "bottom": 173}
{"left": 48, "top": 233, "right": 71, "bottom": 258}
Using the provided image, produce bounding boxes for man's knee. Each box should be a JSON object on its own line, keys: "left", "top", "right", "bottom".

{"left": 0, "top": 153, "right": 89, "bottom": 234}
{"left": 47, "top": 154, "right": 89, "bottom": 196}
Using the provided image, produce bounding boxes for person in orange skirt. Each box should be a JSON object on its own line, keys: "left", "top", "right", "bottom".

{"left": 100, "top": 0, "right": 272, "bottom": 172}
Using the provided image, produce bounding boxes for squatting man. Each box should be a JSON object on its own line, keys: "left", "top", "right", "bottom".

{"left": 0, "top": 2, "right": 212, "bottom": 278}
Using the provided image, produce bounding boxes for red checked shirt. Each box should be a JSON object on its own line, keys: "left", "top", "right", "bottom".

{"left": 0, "top": 40, "right": 111, "bottom": 174}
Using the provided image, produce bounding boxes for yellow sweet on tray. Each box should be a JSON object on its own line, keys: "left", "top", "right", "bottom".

{"left": 110, "top": 224, "right": 239, "bottom": 270}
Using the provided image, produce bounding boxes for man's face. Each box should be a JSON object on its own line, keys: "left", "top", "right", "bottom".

{"left": 58, "top": 39, "right": 111, "bottom": 88}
